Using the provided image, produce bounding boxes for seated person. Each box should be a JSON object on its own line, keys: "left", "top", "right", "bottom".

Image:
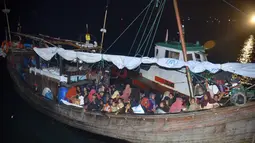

{"left": 155, "top": 101, "right": 169, "bottom": 113}
{"left": 110, "top": 101, "right": 118, "bottom": 113}
{"left": 121, "top": 84, "right": 132, "bottom": 103}
{"left": 125, "top": 103, "right": 134, "bottom": 114}
{"left": 199, "top": 93, "right": 219, "bottom": 109}
{"left": 187, "top": 98, "right": 200, "bottom": 111}
{"left": 140, "top": 96, "right": 151, "bottom": 113}
{"left": 102, "top": 99, "right": 113, "bottom": 113}
{"left": 111, "top": 90, "right": 120, "bottom": 100}
{"left": 87, "top": 94, "right": 100, "bottom": 111}
{"left": 148, "top": 93, "right": 157, "bottom": 112}
{"left": 169, "top": 97, "right": 184, "bottom": 113}
{"left": 115, "top": 98, "right": 125, "bottom": 114}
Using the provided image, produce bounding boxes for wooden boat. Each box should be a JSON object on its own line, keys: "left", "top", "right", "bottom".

{"left": 6, "top": 49, "right": 255, "bottom": 143}
{"left": 6, "top": 54, "right": 255, "bottom": 143}
{"left": 3, "top": 0, "right": 255, "bottom": 142}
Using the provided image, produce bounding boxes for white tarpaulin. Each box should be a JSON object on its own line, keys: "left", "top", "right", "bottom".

{"left": 103, "top": 54, "right": 142, "bottom": 70}
{"left": 77, "top": 52, "right": 102, "bottom": 63}
{"left": 57, "top": 48, "right": 77, "bottom": 61}
{"left": 221, "top": 63, "right": 255, "bottom": 78}
{"left": 29, "top": 67, "right": 68, "bottom": 82}
{"left": 34, "top": 47, "right": 58, "bottom": 61}
{"left": 33, "top": 47, "right": 255, "bottom": 78}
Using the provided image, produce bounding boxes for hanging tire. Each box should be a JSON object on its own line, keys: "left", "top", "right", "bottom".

{"left": 230, "top": 92, "right": 247, "bottom": 106}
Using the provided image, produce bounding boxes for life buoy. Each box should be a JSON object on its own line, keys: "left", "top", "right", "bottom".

{"left": 1, "top": 41, "right": 11, "bottom": 53}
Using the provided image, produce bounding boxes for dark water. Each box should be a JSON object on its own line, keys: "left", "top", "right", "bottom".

{"left": 1, "top": 59, "right": 127, "bottom": 143}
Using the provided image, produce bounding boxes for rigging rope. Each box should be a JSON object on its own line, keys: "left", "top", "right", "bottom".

{"left": 136, "top": 0, "right": 165, "bottom": 56}
{"left": 103, "top": 0, "right": 154, "bottom": 54}
{"left": 146, "top": 0, "right": 166, "bottom": 56}
{"left": 222, "top": 0, "right": 247, "bottom": 16}
{"left": 143, "top": 3, "right": 164, "bottom": 56}
{"left": 135, "top": 2, "right": 156, "bottom": 55}
{"left": 128, "top": 0, "right": 153, "bottom": 56}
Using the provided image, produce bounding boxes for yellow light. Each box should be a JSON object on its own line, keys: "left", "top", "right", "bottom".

{"left": 251, "top": 15, "right": 255, "bottom": 24}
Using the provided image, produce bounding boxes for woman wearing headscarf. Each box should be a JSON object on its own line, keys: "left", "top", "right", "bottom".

{"left": 199, "top": 92, "right": 215, "bottom": 109}
{"left": 111, "top": 90, "right": 120, "bottom": 100}
{"left": 121, "top": 84, "right": 132, "bottom": 103}
{"left": 88, "top": 89, "right": 97, "bottom": 103}
{"left": 169, "top": 97, "right": 184, "bottom": 113}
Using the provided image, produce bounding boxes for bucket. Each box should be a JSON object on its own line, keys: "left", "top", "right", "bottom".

{"left": 42, "top": 87, "right": 53, "bottom": 100}
{"left": 58, "top": 87, "right": 68, "bottom": 103}
{"left": 45, "top": 92, "right": 53, "bottom": 100}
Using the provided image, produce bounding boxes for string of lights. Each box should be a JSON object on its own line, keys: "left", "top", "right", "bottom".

{"left": 232, "top": 35, "right": 254, "bottom": 84}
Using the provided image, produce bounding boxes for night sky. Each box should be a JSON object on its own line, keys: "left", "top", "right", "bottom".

{"left": 1, "top": 0, "right": 255, "bottom": 63}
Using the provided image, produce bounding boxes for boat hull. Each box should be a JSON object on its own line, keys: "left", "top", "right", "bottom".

{"left": 7, "top": 59, "right": 255, "bottom": 143}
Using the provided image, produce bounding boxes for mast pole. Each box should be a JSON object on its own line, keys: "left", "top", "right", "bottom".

{"left": 100, "top": 2, "right": 109, "bottom": 53}
{"left": 5, "top": 28, "right": 8, "bottom": 41}
{"left": 3, "top": 0, "right": 12, "bottom": 42}
{"left": 173, "top": 0, "right": 194, "bottom": 97}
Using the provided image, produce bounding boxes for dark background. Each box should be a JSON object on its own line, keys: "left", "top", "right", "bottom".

{"left": 1, "top": 0, "right": 255, "bottom": 143}
{"left": 0, "top": 0, "right": 254, "bottom": 62}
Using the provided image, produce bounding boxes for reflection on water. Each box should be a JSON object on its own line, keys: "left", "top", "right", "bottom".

{"left": 238, "top": 35, "right": 254, "bottom": 63}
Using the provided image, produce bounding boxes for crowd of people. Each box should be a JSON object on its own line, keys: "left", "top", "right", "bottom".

{"left": 64, "top": 79, "right": 225, "bottom": 114}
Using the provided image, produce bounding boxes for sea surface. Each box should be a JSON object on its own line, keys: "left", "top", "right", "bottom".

{"left": 1, "top": 58, "right": 127, "bottom": 143}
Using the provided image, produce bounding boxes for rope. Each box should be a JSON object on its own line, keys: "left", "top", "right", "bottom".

{"left": 136, "top": 0, "right": 165, "bottom": 56}
{"left": 128, "top": 0, "right": 153, "bottom": 56}
{"left": 88, "top": 1, "right": 153, "bottom": 70}
{"left": 135, "top": 27, "right": 153, "bottom": 56}
{"left": 146, "top": 0, "right": 166, "bottom": 56}
{"left": 190, "top": 71, "right": 207, "bottom": 90}
{"left": 135, "top": 2, "right": 156, "bottom": 55}
{"left": 103, "top": 0, "right": 154, "bottom": 54}
{"left": 222, "top": 0, "right": 247, "bottom": 16}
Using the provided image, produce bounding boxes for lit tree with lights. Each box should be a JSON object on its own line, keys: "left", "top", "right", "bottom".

{"left": 232, "top": 35, "right": 254, "bottom": 84}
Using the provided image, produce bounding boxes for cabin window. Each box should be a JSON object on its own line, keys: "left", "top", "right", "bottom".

{"left": 156, "top": 49, "right": 159, "bottom": 56}
{"left": 165, "top": 50, "right": 180, "bottom": 59}
{"left": 195, "top": 53, "right": 201, "bottom": 61}
{"left": 187, "top": 54, "right": 193, "bottom": 61}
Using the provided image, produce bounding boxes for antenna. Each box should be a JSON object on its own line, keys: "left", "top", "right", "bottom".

{"left": 86, "top": 24, "right": 88, "bottom": 33}
{"left": 100, "top": 0, "right": 109, "bottom": 52}
{"left": 2, "top": 0, "right": 12, "bottom": 42}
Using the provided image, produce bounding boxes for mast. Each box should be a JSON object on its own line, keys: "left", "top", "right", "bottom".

{"left": 5, "top": 28, "right": 8, "bottom": 41}
{"left": 2, "top": 0, "right": 12, "bottom": 42}
{"left": 173, "top": 0, "right": 194, "bottom": 97}
{"left": 100, "top": 1, "right": 109, "bottom": 53}
{"left": 17, "top": 17, "right": 22, "bottom": 33}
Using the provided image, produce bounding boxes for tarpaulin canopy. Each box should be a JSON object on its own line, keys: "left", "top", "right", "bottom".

{"left": 33, "top": 47, "right": 255, "bottom": 78}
